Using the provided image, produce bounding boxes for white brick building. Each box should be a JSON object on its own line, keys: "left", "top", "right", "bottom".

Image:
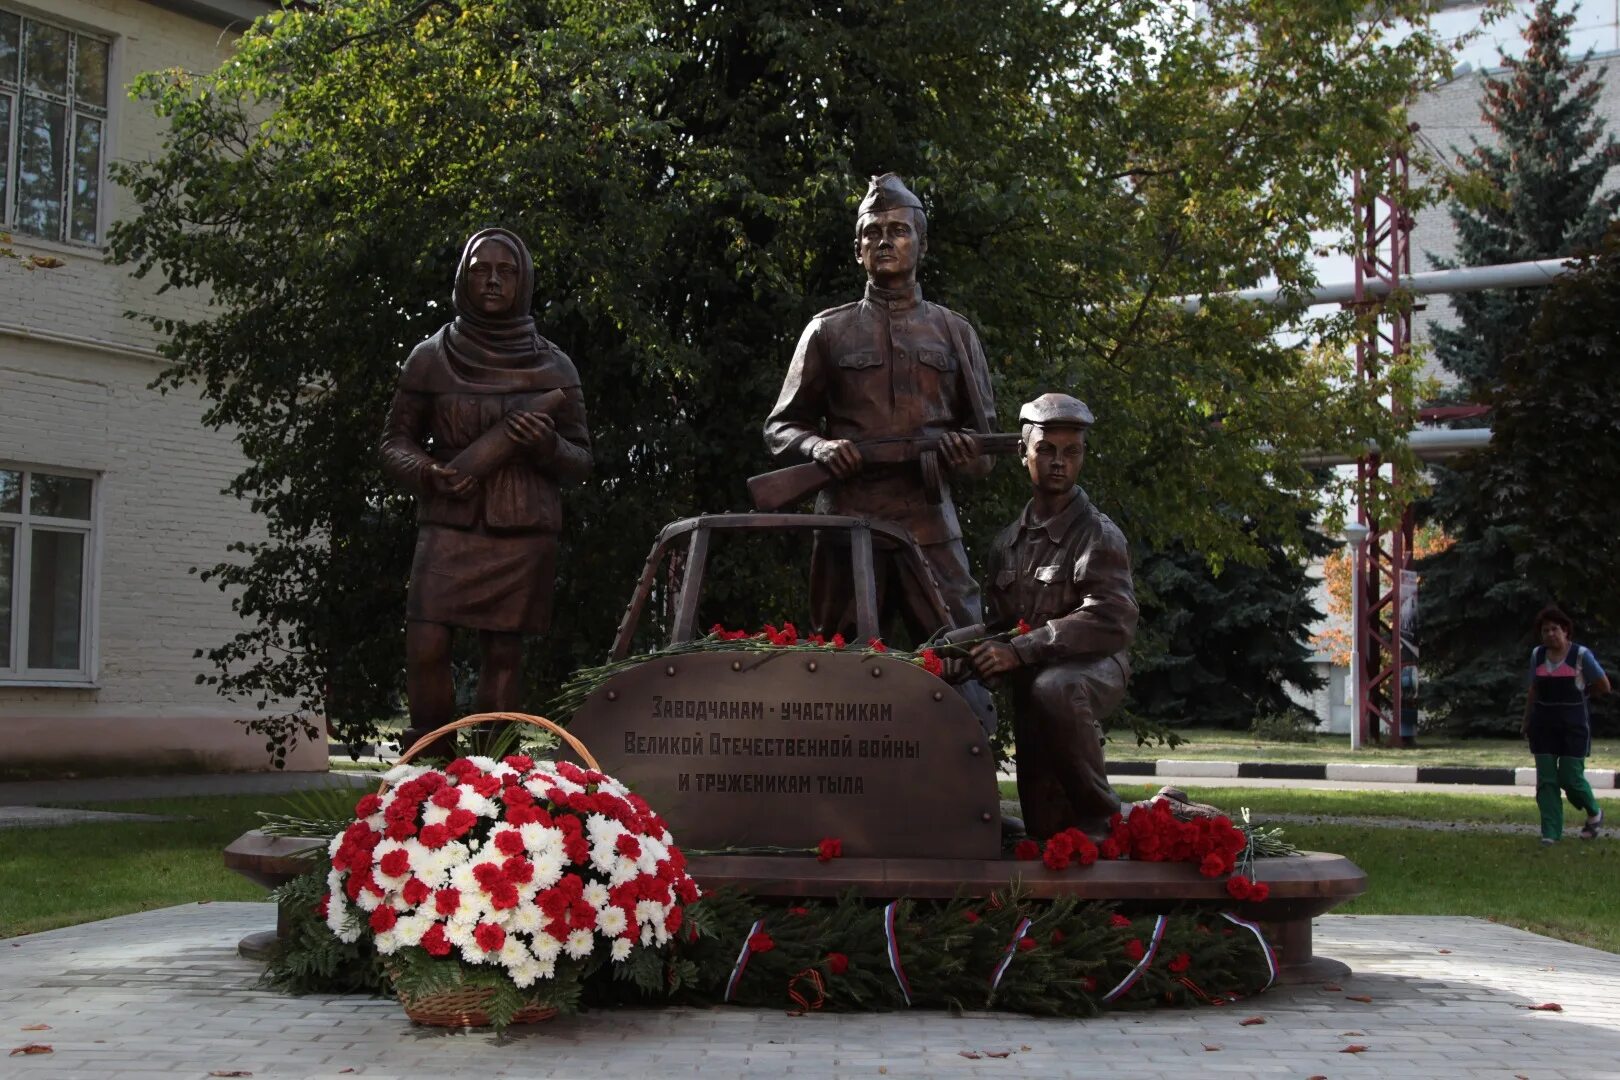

{"left": 0, "top": 0, "right": 324, "bottom": 772}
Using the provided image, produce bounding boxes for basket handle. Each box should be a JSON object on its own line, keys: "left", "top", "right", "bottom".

{"left": 392, "top": 712, "right": 601, "bottom": 775}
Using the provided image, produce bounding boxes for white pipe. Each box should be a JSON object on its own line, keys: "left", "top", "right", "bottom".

{"left": 1171, "top": 258, "right": 1574, "bottom": 313}
{"left": 1296, "top": 426, "right": 1492, "bottom": 467}
{"left": 0, "top": 321, "right": 164, "bottom": 362}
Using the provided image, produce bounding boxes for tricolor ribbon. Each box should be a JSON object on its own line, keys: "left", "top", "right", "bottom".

{"left": 1220, "top": 911, "right": 1278, "bottom": 993}
{"left": 723, "top": 918, "right": 764, "bottom": 1003}
{"left": 988, "top": 917, "right": 1033, "bottom": 994}
{"left": 882, "top": 901, "right": 913, "bottom": 1006}
{"left": 1101, "top": 913, "right": 1167, "bottom": 1004}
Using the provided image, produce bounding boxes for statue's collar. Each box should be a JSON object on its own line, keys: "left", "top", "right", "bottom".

{"left": 864, "top": 281, "right": 922, "bottom": 312}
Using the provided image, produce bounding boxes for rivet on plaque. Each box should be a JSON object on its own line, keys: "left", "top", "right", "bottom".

{"left": 932, "top": 690, "right": 943, "bottom": 701}
{"left": 980, "top": 812, "right": 993, "bottom": 823}
{"left": 870, "top": 667, "right": 882, "bottom": 677}
{"left": 731, "top": 660, "right": 742, "bottom": 671}
{"left": 665, "top": 665, "right": 676, "bottom": 676}
{"left": 970, "top": 745, "right": 981, "bottom": 756}
{"left": 606, "top": 690, "right": 618, "bottom": 702}
{"left": 807, "top": 661, "right": 818, "bottom": 672}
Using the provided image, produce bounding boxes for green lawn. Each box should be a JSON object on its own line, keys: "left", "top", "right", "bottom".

{"left": 1104, "top": 731, "right": 1620, "bottom": 768}
{"left": 5, "top": 787, "right": 1616, "bottom": 954}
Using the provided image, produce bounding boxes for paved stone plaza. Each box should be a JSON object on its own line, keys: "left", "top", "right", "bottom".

{"left": 3, "top": 904, "right": 1617, "bottom": 1079}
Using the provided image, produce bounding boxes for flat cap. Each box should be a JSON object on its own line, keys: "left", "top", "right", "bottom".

{"left": 857, "top": 172, "right": 924, "bottom": 217}
{"left": 1019, "top": 392, "right": 1095, "bottom": 429}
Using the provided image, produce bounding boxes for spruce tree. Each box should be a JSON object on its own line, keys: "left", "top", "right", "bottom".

{"left": 1420, "top": 0, "right": 1619, "bottom": 733}
{"left": 1428, "top": 0, "right": 1619, "bottom": 399}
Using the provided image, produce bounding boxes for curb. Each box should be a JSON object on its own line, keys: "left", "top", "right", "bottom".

{"left": 1109, "top": 760, "right": 1618, "bottom": 789}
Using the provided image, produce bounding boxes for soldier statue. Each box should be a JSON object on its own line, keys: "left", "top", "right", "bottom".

{"left": 380, "top": 228, "right": 591, "bottom": 755}
{"left": 764, "top": 173, "right": 997, "bottom": 729}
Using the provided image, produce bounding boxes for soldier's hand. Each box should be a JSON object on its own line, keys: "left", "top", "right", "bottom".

{"left": 812, "top": 438, "right": 864, "bottom": 479}
{"left": 506, "top": 411, "right": 558, "bottom": 459}
{"left": 939, "top": 430, "right": 982, "bottom": 471}
{"left": 970, "top": 640, "right": 1022, "bottom": 679}
{"left": 427, "top": 463, "right": 478, "bottom": 499}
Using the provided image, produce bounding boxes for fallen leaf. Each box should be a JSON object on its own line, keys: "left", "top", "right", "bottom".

{"left": 958, "top": 1051, "right": 982, "bottom": 1060}
{"left": 1341, "top": 1031, "right": 1364, "bottom": 1037}
{"left": 1202, "top": 1043, "right": 1222, "bottom": 1052}
{"left": 9, "top": 1045, "right": 52, "bottom": 1056}
{"left": 19, "top": 1025, "right": 49, "bottom": 1031}
{"left": 208, "top": 1072, "right": 251, "bottom": 1077}
{"left": 1516, "top": 1075, "right": 1529, "bottom": 1079}
{"left": 1340, "top": 1044, "right": 1369, "bottom": 1054}
{"left": 1239, "top": 1016, "right": 1266, "bottom": 1026}
{"left": 1527, "top": 1002, "right": 1562, "bottom": 1012}
{"left": 1437, "top": 948, "right": 1451, "bottom": 954}
{"left": 1020, "top": 1045, "right": 1031, "bottom": 1051}
{"left": 339, "top": 1071, "right": 355, "bottom": 1076}
{"left": 1346, "top": 994, "right": 1373, "bottom": 1003}
{"left": 985, "top": 1050, "right": 1011, "bottom": 1059}
{"left": 1308, "top": 1076, "right": 1328, "bottom": 1080}
{"left": 879, "top": 1069, "right": 887, "bottom": 1076}
{"left": 1321, "top": 982, "right": 1342, "bottom": 991}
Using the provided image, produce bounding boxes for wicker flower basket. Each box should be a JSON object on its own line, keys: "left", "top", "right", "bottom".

{"left": 383, "top": 711, "right": 600, "bottom": 1028}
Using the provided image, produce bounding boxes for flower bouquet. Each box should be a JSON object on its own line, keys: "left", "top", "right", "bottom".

{"left": 322, "top": 712, "right": 701, "bottom": 1028}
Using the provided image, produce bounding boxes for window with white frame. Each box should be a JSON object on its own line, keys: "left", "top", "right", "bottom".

{"left": 0, "top": 8, "right": 109, "bottom": 246}
{"left": 0, "top": 466, "right": 97, "bottom": 682}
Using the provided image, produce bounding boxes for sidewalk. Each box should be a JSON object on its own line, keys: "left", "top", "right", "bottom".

{"left": 2, "top": 902, "right": 1616, "bottom": 1079}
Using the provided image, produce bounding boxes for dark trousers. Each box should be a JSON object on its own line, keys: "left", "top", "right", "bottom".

{"left": 810, "top": 532, "right": 996, "bottom": 733}
{"left": 1009, "top": 655, "right": 1127, "bottom": 839}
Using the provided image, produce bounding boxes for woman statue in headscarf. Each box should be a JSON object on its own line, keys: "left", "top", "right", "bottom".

{"left": 380, "top": 228, "right": 591, "bottom": 755}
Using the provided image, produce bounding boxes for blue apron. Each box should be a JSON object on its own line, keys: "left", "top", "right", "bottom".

{"left": 1528, "top": 644, "right": 1593, "bottom": 758}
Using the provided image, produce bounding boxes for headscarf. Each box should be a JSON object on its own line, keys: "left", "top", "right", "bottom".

{"left": 448, "top": 227, "right": 540, "bottom": 367}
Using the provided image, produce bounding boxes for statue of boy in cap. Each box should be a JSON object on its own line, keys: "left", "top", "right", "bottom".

{"left": 962, "top": 393, "right": 1137, "bottom": 839}
{"left": 764, "top": 174, "right": 998, "bottom": 720}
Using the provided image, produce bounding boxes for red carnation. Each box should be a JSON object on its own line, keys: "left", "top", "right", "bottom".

{"left": 1124, "top": 938, "right": 1145, "bottom": 962}
{"left": 418, "top": 823, "right": 450, "bottom": 849}
{"left": 474, "top": 922, "right": 506, "bottom": 953}
{"left": 826, "top": 952, "right": 849, "bottom": 975}
{"left": 502, "top": 754, "right": 534, "bottom": 771}
{"left": 420, "top": 923, "right": 452, "bottom": 957}
{"left": 431, "top": 786, "right": 461, "bottom": 809}
{"left": 748, "top": 930, "right": 775, "bottom": 954}
{"left": 368, "top": 906, "right": 398, "bottom": 933}
{"left": 1050, "top": 929, "right": 1066, "bottom": 946}
{"left": 1099, "top": 837, "right": 1124, "bottom": 860}
{"left": 1018, "top": 936, "right": 1037, "bottom": 953}
{"left": 401, "top": 878, "right": 430, "bottom": 907}
{"left": 445, "top": 808, "right": 477, "bottom": 839}
{"left": 963, "top": 909, "right": 981, "bottom": 923}
{"left": 494, "top": 829, "right": 525, "bottom": 856}
{"left": 616, "top": 834, "right": 643, "bottom": 859}
{"left": 503, "top": 856, "right": 535, "bottom": 885}
{"left": 788, "top": 906, "right": 809, "bottom": 917}
{"left": 866, "top": 637, "right": 887, "bottom": 653}
{"left": 1199, "top": 852, "right": 1228, "bottom": 878}
{"left": 1043, "top": 834, "right": 1074, "bottom": 871}
{"left": 1082, "top": 975, "right": 1098, "bottom": 992}
{"left": 817, "top": 838, "right": 843, "bottom": 862}
{"left": 1016, "top": 618, "right": 1033, "bottom": 635}
{"left": 353, "top": 794, "right": 383, "bottom": 818}
{"left": 378, "top": 849, "right": 411, "bottom": 878}
{"left": 665, "top": 905, "right": 684, "bottom": 934}
{"left": 1249, "top": 882, "right": 1271, "bottom": 902}
{"left": 830, "top": 633, "right": 846, "bottom": 648}
{"left": 1167, "top": 952, "right": 1191, "bottom": 974}
{"left": 434, "top": 888, "right": 461, "bottom": 916}
{"left": 314, "top": 893, "right": 330, "bottom": 919}
{"left": 471, "top": 773, "right": 502, "bottom": 798}
{"left": 919, "top": 648, "right": 944, "bottom": 676}
{"left": 1014, "top": 839, "right": 1040, "bottom": 861}
{"left": 1225, "top": 875, "right": 1254, "bottom": 901}
{"left": 1109, "top": 913, "right": 1132, "bottom": 929}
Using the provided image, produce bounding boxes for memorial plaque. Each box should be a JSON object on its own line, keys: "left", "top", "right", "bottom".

{"left": 566, "top": 649, "right": 1002, "bottom": 859}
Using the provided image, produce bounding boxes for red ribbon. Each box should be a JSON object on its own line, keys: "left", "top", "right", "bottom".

{"left": 787, "top": 967, "right": 826, "bottom": 1015}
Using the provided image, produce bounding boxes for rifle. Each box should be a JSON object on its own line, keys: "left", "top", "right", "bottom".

{"left": 747, "top": 431, "right": 1023, "bottom": 512}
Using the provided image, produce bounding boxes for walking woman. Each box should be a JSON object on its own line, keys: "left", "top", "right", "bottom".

{"left": 1522, "top": 606, "right": 1610, "bottom": 844}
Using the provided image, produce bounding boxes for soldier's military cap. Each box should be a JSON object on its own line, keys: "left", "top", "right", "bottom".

{"left": 1019, "top": 392, "right": 1095, "bottom": 429}
{"left": 857, "top": 173, "right": 924, "bottom": 217}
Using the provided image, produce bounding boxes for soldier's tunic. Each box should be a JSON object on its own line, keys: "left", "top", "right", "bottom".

{"left": 764, "top": 281, "right": 996, "bottom": 645}
{"left": 986, "top": 486, "right": 1138, "bottom": 838}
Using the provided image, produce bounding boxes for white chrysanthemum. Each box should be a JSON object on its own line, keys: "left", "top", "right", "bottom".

{"left": 634, "top": 899, "right": 664, "bottom": 927}
{"left": 564, "top": 929, "right": 594, "bottom": 960}
{"left": 636, "top": 835, "right": 670, "bottom": 877}
{"left": 325, "top": 870, "right": 353, "bottom": 940}
{"left": 651, "top": 920, "right": 671, "bottom": 947}
{"left": 595, "top": 906, "right": 628, "bottom": 938}
{"left": 420, "top": 802, "right": 451, "bottom": 827}
{"left": 531, "top": 850, "right": 565, "bottom": 890}
{"left": 373, "top": 928, "right": 401, "bottom": 955}
{"left": 498, "top": 937, "right": 530, "bottom": 970}
{"left": 327, "top": 835, "right": 345, "bottom": 859}
{"left": 548, "top": 774, "right": 585, "bottom": 796}
{"left": 445, "top": 920, "right": 477, "bottom": 952}
{"left": 531, "top": 932, "right": 563, "bottom": 963}
{"left": 380, "top": 762, "right": 418, "bottom": 785}
{"left": 448, "top": 862, "right": 482, "bottom": 895}
{"left": 462, "top": 754, "right": 498, "bottom": 773}
{"left": 459, "top": 792, "right": 498, "bottom": 819}
{"left": 535, "top": 956, "right": 557, "bottom": 980}
{"left": 353, "top": 888, "right": 382, "bottom": 913}
{"left": 596, "top": 776, "right": 630, "bottom": 798}
{"left": 519, "top": 823, "right": 565, "bottom": 856}
{"left": 639, "top": 924, "right": 654, "bottom": 946}
{"left": 583, "top": 881, "right": 610, "bottom": 909}
{"left": 394, "top": 912, "right": 434, "bottom": 947}
{"left": 468, "top": 837, "right": 482, "bottom": 851}
{"left": 511, "top": 903, "right": 543, "bottom": 934}
{"left": 611, "top": 938, "right": 633, "bottom": 963}
{"left": 509, "top": 958, "right": 542, "bottom": 989}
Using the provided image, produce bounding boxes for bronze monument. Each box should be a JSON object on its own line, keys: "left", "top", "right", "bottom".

{"left": 961, "top": 393, "right": 1137, "bottom": 840}
{"left": 763, "top": 173, "right": 998, "bottom": 729}
{"left": 380, "top": 228, "right": 591, "bottom": 755}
